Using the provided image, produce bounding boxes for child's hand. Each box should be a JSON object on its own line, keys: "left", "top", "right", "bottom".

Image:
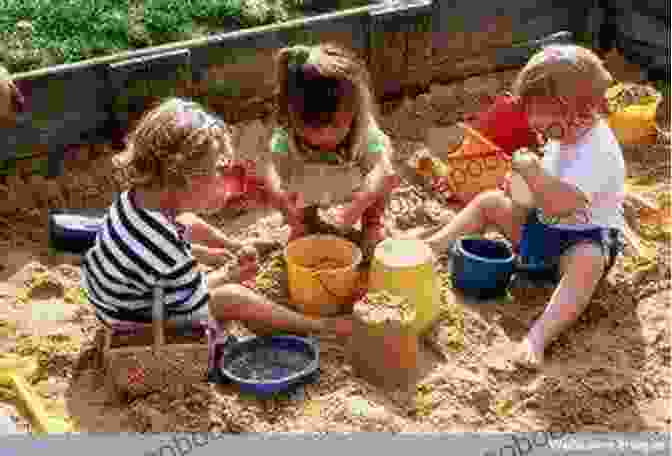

{"left": 280, "top": 191, "right": 308, "bottom": 241}
{"left": 338, "top": 192, "right": 377, "bottom": 227}
{"left": 431, "top": 176, "right": 452, "bottom": 194}
{"left": 511, "top": 148, "right": 541, "bottom": 177}
{"left": 285, "top": 191, "right": 308, "bottom": 221}
{"left": 499, "top": 172, "right": 512, "bottom": 196}
{"left": 337, "top": 174, "right": 400, "bottom": 227}
{"left": 237, "top": 243, "right": 259, "bottom": 264}
{"left": 200, "top": 247, "right": 235, "bottom": 267}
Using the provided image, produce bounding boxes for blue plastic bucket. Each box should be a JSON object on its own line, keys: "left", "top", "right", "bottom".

{"left": 451, "top": 236, "right": 515, "bottom": 299}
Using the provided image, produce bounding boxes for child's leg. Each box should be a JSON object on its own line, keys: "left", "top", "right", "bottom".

{"left": 208, "top": 283, "right": 352, "bottom": 338}
{"left": 515, "top": 241, "right": 606, "bottom": 367}
{"left": 424, "top": 190, "right": 527, "bottom": 254}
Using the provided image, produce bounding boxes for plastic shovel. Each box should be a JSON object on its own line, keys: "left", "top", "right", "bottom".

{"left": 0, "top": 354, "right": 71, "bottom": 434}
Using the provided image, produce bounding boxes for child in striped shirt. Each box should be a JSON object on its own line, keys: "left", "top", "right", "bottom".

{"left": 81, "top": 97, "right": 353, "bottom": 338}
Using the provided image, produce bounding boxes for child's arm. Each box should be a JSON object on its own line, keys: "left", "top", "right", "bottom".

{"left": 361, "top": 125, "right": 398, "bottom": 195}
{"left": 177, "top": 212, "right": 278, "bottom": 259}
{"left": 190, "top": 244, "right": 234, "bottom": 266}
{"left": 260, "top": 161, "right": 305, "bottom": 221}
{"left": 255, "top": 127, "right": 306, "bottom": 221}
{"left": 339, "top": 127, "right": 400, "bottom": 226}
{"left": 362, "top": 157, "right": 398, "bottom": 195}
{"left": 514, "top": 153, "right": 590, "bottom": 217}
{"left": 176, "top": 212, "right": 245, "bottom": 252}
{"left": 1, "top": 66, "right": 24, "bottom": 122}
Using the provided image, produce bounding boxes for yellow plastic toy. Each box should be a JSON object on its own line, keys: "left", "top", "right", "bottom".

{"left": 368, "top": 238, "right": 442, "bottom": 334}
{"left": 0, "top": 353, "right": 71, "bottom": 434}
{"left": 606, "top": 83, "right": 661, "bottom": 146}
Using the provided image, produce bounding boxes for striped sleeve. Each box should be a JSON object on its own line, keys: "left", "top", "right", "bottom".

{"left": 81, "top": 191, "right": 208, "bottom": 320}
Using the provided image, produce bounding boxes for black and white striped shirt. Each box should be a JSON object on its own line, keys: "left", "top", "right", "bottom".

{"left": 81, "top": 190, "right": 209, "bottom": 323}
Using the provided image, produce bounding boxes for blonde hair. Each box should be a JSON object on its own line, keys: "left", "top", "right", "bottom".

{"left": 0, "top": 65, "right": 24, "bottom": 122}
{"left": 274, "top": 43, "right": 378, "bottom": 161}
{"left": 512, "top": 44, "right": 613, "bottom": 119}
{"left": 115, "top": 97, "right": 233, "bottom": 189}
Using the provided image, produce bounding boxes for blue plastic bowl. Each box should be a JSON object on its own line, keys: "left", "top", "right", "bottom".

{"left": 451, "top": 236, "right": 515, "bottom": 299}
{"left": 49, "top": 209, "right": 106, "bottom": 254}
{"left": 218, "top": 335, "right": 319, "bottom": 397}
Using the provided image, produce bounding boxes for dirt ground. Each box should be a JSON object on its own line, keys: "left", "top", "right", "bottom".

{"left": 0, "top": 58, "right": 670, "bottom": 434}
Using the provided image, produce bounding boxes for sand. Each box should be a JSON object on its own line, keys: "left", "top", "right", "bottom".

{"left": 0, "top": 63, "right": 670, "bottom": 434}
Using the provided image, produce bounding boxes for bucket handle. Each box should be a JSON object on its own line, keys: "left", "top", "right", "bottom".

{"left": 449, "top": 238, "right": 554, "bottom": 279}
{"left": 313, "top": 270, "right": 366, "bottom": 303}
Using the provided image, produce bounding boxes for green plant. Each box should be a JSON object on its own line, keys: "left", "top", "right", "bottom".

{"left": 0, "top": 0, "right": 312, "bottom": 72}
{"left": 572, "top": 31, "right": 595, "bottom": 50}
{"left": 0, "top": 0, "right": 131, "bottom": 68}
{"left": 654, "top": 80, "right": 670, "bottom": 100}
{"left": 141, "top": 0, "right": 197, "bottom": 42}
{"left": 0, "top": 159, "right": 17, "bottom": 177}
{"left": 30, "top": 158, "right": 50, "bottom": 177}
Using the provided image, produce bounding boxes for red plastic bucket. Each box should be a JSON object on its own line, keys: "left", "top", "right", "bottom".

{"left": 470, "top": 95, "right": 538, "bottom": 157}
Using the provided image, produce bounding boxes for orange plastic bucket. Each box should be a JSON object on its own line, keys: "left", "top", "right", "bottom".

{"left": 284, "top": 235, "right": 363, "bottom": 317}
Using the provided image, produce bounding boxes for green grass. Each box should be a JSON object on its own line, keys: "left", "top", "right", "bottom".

{"left": 654, "top": 80, "right": 670, "bottom": 101}
{"left": 0, "top": 0, "right": 364, "bottom": 73}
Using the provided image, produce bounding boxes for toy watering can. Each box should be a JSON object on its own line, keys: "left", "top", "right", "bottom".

{"left": 468, "top": 94, "right": 539, "bottom": 157}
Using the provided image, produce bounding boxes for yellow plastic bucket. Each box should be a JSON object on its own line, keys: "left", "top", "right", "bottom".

{"left": 606, "top": 84, "right": 661, "bottom": 146}
{"left": 608, "top": 103, "right": 660, "bottom": 145}
{"left": 284, "top": 235, "right": 363, "bottom": 317}
{"left": 368, "top": 239, "right": 442, "bottom": 334}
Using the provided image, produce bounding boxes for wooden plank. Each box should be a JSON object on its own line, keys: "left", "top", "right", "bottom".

{"left": 190, "top": 11, "right": 371, "bottom": 105}
{"left": 0, "top": 65, "right": 112, "bottom": 164}
{"left": 404, "top": 8, "right": 434, "bottom": 88}
{"left": 107, "top": 49, "right": 193, "bottom": 134}
{"left": 432, "top": 2, "right": 572, "bottom": 73}
{"left": 369, "top": 8, "right": 408, "bottom": 97}
{"left": 3, "top": 3, "right": 376, "bottom": 172}
{"left": 433, "top": 30, "right": 573, "bottom": 82}
{"left": 606, "top": 0, "right": 669, "bottom": 20}
{"left": 615, "top": 11, "right": 670, "bottom": 49}
{"left": 615, "top": 35, "right": 670, "bottom": 74}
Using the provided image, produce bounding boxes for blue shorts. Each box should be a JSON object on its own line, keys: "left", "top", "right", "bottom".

{"left": 517, "top": 209, "right": 625, "bottom": 283}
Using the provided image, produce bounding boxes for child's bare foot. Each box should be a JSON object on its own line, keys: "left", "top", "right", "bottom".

{"left": 512, "top": 337, "right": 544, "bottom": 369}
